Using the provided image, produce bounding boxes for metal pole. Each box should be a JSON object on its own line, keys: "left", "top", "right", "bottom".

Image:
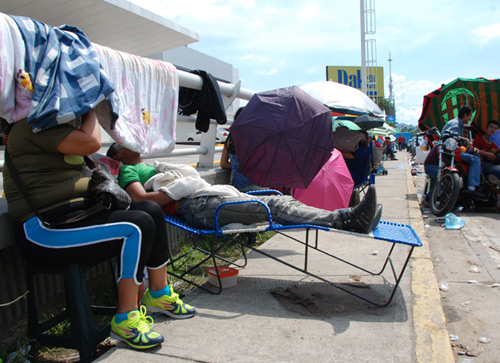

{"left": 360, "top": 0, "right": 367, "bottom": 94}
{"left": 178, "top": 70, "right": 254, "bottom": 101}
{"left": 388, "top": 52, "right": 395, "bottom": 118}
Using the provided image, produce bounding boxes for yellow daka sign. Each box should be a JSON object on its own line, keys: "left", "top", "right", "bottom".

{"left": 326, "top": 66, "right": 384, "bottom": 98}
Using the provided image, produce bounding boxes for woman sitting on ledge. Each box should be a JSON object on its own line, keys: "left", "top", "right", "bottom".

{"left": 3, "top": 110, "right": 195, "bottom": 352}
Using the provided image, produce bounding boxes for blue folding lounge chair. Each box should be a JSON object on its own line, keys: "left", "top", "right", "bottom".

{"left": 164, "top": 191, "right": 422, "bottom": 308}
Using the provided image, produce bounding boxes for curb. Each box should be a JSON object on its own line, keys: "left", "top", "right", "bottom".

{"left": 404, "top": 152, "right": 455, "bottom": 362}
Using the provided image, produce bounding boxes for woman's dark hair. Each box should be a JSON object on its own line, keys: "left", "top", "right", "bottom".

{"left": 106, "top": 142, "right": 119, "bottom": 159}
{"left": 225, "top": 107, "right": 245, "bottom": 154}
{"left": 234, "top": 106, "right": 245, "bottom": 121}
{"left": 225, "top": 133, "right": 236, "bottom": 154}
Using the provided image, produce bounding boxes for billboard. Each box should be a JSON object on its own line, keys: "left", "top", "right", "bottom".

{"left": 326, "top": 66, "right": 384, "bottom": 98}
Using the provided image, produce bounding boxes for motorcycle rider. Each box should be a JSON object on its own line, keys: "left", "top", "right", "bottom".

{"left": 441, "top": 105, "right": 487, "bottom": 201}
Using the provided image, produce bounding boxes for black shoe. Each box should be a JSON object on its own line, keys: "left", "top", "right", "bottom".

{"left": 336, "top": 185, "right": 377, "bottom": 234}
{"left": 472, "top": 190, "right": 489, "bottom": 201}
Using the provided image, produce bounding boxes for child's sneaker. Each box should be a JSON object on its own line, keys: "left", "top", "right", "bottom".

{"left": 110, "top": 306, "right": 164, "bottom": 350}
{"left": 142, "top": 284, "right": 196, "bottom": 319}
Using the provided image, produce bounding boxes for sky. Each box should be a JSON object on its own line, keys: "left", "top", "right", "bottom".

{"left": 130, "top": 0, "right": 500, "bottom": 127}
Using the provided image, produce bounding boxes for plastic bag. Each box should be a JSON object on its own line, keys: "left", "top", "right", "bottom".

{"left": 445, "top": 213, "right": 465, "bottom": 230}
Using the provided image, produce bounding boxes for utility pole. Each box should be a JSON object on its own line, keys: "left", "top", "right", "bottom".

{"left": 360, "top": 0, "right": 377, "bottom": 100}
{"left": 360, "top": 0, "right": 367, "bottom": 95}
{"left": 388, "top": 52, "right": 395, "bottom": 118}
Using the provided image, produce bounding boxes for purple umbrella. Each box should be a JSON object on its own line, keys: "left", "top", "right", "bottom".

{"left": 230, "top": 86, "right": 334, "bottom": 189}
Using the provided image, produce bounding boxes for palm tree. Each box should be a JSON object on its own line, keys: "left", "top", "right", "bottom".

{"left": 377, "top": 97, "right": 395, "bottom": 117}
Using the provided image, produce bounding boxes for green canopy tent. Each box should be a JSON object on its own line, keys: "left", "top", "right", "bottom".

{"left": 332, "top": 118, "right": 361, "bottom": 131}
{"left": 418, "top": 77, "right": 500, "bottom": 133}
{"left": 368, "top": 123, "right": 398, "bottom": 137}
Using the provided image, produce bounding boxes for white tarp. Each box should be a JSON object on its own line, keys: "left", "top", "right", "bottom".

{"left": 300, "top": 81, "right": 385, "bottom": 117}
{"left": 95, "top": 43, "right": 179, "bottom": 155}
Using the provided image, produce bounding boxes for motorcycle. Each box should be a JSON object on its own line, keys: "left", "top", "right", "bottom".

{"left": 421, "top": 128, "right": 496, "bottom": 216}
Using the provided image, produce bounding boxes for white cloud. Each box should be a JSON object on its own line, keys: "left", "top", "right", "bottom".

{"left": 235, "top": 54, "right": 270, "bottom": 62}
{"left": 298, "top": 5, "right": 321, "bottom": 19}
{"left": 395, "top": 77, "right": 437, "bottom": 105}
{"left": 385, "top": 74, "right": 437, "bottom": 104}
{"left": 135, "top": 0, "right": 361, "bottom": 53}
{"left": 385, "top": 74, "right": 441, "bottom": 126}
{"left": 305, "top": 66, "right": 322, "bottom": 75}
{"left": 472, "top": 24, "right": 500, "bottom": 45}
{"left": 395, "top": 105, "right": 423, "bottom": 127}
{"left": 238, "top": 0, "right": 256, "bottom": 10}
{"left": 156, "top": 0, "right": 233, "bottom": 23}
{"left": 236, "top": 54, "right": 255, "bottom": 61}
{"left": 255, "top": 68, "right": 278, "bottom": 76}
{"left": 126, "top": 0, "right": 500, "bottom": 122}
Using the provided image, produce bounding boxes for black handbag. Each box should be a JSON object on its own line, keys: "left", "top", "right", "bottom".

{"left": 89, "top": 167, "right": 131, "bottom": 210}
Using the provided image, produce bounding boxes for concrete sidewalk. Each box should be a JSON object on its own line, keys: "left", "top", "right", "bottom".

{"left": 97, "top": 152, "right": 454, "bottom": 362}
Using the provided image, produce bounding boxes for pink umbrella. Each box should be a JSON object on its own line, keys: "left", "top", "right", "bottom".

{"left": 292, "top": 149, "right": 354, "bottom": 211}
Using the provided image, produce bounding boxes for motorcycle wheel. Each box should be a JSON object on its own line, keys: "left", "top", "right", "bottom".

{"left": 430, "top": 172, "right": 461, "bottom": 216}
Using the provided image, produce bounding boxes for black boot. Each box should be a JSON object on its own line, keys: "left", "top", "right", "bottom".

{"left": 334, "top": 185, "right": 377, "bottom": 234}
{"left": 371, "top": 203, "right": 383, "bottom": 231}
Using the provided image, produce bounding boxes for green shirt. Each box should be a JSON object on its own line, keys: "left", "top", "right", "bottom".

{"left": 118, "top": 163, "right": 157, "bottom": 190}
{"left": 3, "top": 119, "right": 90, "bottom": 224}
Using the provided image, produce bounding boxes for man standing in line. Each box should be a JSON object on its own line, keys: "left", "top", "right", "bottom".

{"left": 397, "top": 134, "right": 405, "bottom": 151}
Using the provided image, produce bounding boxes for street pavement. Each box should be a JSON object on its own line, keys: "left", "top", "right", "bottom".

{"left": 96, "top": 152, "right": 456, "bottom": 362}
{"left": 4, "top": 146, "right": 497, "bottom": 361}
{"left": 413, "top": 163, "right": 500, "bottom": 362}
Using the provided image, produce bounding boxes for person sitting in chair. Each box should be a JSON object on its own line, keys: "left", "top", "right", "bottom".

{"left": 220, "top": 108, "right": 265, "bottom": 193}
{"left": 383, "top": 137, "right": 397, "bottom": 160}
{"left": 473, "top": 120, "right": 500, "bottom": 184}
{"left": 107, "top": 144, "right": 383, "bottom": 234}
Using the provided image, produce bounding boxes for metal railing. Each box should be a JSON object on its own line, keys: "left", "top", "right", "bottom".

{"left": 150, "top": 70, "right": 254, "bottom": 167}
{"left": 0, "top": 69, "right": 255, "bottom": 171}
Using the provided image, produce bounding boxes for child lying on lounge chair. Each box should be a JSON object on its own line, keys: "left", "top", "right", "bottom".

{"left": 107, "top": 143, "right": 382, "bottom": 234}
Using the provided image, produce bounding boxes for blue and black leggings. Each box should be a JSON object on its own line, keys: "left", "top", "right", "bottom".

{"left": 15, "top": 200, "right": 169, "bottom": 285}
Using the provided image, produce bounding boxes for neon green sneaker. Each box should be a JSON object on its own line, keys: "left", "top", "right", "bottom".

{"left": 110, "top": 305, "right": 164, "bottom": 350}
{"left": 142, "top": 284, "right": 196, "bottom": 319}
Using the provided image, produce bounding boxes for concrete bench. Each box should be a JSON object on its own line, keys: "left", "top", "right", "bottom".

{"left": 0, "top": 198, "right": 15, "bottom": 250}
{"left": 1, "top": 198, "right": 116, "bottom": 361}
{"left": 0, "top": 167, "right": 231, "bottom": 328}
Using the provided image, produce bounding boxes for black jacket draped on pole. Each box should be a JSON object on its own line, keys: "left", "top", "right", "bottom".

{"left": 178, "top": 70, "right": 227, "bottom": 132}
